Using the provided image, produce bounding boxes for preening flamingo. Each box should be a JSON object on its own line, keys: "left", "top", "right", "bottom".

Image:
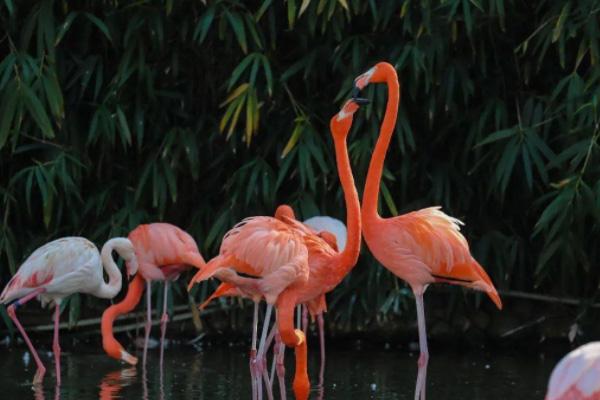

{"left": 188, "top": 214, "right": 310, "bottom": 400}
{"left": 546, "top": 342, "right": 600, "bottom": 400}
{"left": 101, "top": 223, "right": 206, "bottom": 366}
{"left": 0, "top": 236, "right": 137, "bottom": 385}
{"left": 353, "top": 61, "right": 502, "bottom": 400}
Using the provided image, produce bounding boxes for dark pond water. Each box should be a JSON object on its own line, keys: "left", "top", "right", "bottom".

{"left": 0, "top": 341, "right": 556, "bottom": 399}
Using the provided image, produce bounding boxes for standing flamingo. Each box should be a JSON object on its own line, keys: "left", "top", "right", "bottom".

{"left": 101, "top": 222, "right": 206, "bottom": 366}
{"left": 0, "top": 237, "right": 138, "bottom": 385}
{"left": 546, "top": 342, "right": 600, "bottom": 400}
{"left": 353, "top": 61, "right": 502, "bottom": 400}
{"left": 188, "top": 214, "right": 310, "bottom": 400}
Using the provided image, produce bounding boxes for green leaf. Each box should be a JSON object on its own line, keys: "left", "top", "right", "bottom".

{"left": 475, "top": 128, "right": 515, "bottom": 147}
{"left": 83, "top": 13, "right": 112, "bottom": 42}
{"left": 0, "top": 85, "right": 18, "bottom": 149}
{"left": 226, "top": 12, "right": 248, "bottom": 54}
{"left": 552, "top": 3, "right": 570, "bottom": 43}
{"left": 22, "top": 84, "right": 55, "bottom": 138}
{"left": 193, "top": 6, "right": 215, "bottom": 44}
{"left": 116, "top": 107, "right": 132, "bottom": 146}
{"left": 55, "top": 12, "right": 79, "bottom": 46}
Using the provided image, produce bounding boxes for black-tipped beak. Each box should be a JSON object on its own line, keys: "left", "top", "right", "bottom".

{"left": 351, "top": 85, "right": 370, "bottom": 105}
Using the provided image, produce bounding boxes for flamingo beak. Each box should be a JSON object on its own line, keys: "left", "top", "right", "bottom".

{"left": 120, "top": 350, "right": 138, "bottom": 365}
{"left": 351, "top": 86, "right": 370, "bottom": 106}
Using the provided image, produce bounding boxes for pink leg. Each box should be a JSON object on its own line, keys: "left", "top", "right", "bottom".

{"left": 301, "top": 305, "right": 308, "bottom": 334}
{"left": 250, "top": 302, "right": 259, "bottom": 400}
{"left": 317, "top": 313, "right": 326, "bottom": 387}
{"left": 275, "top": 334, "right": 286, "bottom": 400}
{"left": 159, "top": 281, "right": 169, "bottom": 368}
{"left": 53, "top": 303, "right": 61, "bottom": 386}
{"left": 256, "top": 305, "right": 274, "bottom": 400}
{"left": 143, "top": 281, "right": 152, "bottom": 366}
{"left": 7, "top": 287, "right": 47, "bottom": 384}
{"left": 414, "top": 293, "right": 429, "bottom": 400}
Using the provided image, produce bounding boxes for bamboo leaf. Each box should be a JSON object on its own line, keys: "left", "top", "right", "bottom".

{"left": 83, "top": 12, "right": 112, "bottom": 42}
{"left": 22, "top": 84, "right": 55, "bottom": 138}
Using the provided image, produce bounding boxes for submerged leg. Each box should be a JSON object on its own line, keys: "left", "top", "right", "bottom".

{"left": 143, "top": 281, "right": 152, "bottom": 365}
{"left": 256, "top": 304, "right": 274, "bottom": 400}
{"left": 53, "top": 303, "right": 62, "bottom": 386}
{"left": 159, "top": 281, "right": 169, "bottom": 367}
{"left": 317, "top": 313, "right": 326, "bottom": 388}
{"left": 7, "top": 287, "right": 47, "bottom": 384}
{"left": 414, "top": 293, "right": 429, "bottom": 400}
{"left": 274, "top": 333, "right": 287, "bottom": 400}
{"left": 250, "top": 302, "right": 259, "bottom": 400}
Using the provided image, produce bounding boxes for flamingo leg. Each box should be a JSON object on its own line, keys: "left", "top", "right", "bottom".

{"left": 53, "top": 303, "right": 61, "bottom": 386}
{"left": 250, "top": 302, "right": 259, "bottom": 400}
{"left": 261, "top": 325, "right": 277, "bottom": 400}
{"left": 414, "top": 293, "right": 429, "bottom": 400}
{"left": 301, "top": 305, "right": 308, "bottom": 334}
{"left": 256, "top": 304, "right": 273, "bottom": 400}
{"left": 143, "top": 281, "right": 152, "bottom": 365}
{"left": 275, "top": 334, "right": 286, "bottom": 400}
{"left": 159, "top": 281, "right": 169, "bottom": 368}
{"left": 7, "top": 287, "right": 47, "bottom": 384}
{"left": 317, "top": 313, "right": 326, "bottom": 388}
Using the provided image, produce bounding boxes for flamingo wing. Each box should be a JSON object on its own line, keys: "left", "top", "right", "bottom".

{"left": 546, "top": 342, "right": 600, "bottom": 400}
{"left": 382, "top": 207, "right": 501, "bottom": 308}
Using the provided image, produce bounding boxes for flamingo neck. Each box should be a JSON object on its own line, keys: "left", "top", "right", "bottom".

{"left": 361, "top": 69, "right": 400, "bottom": 223}
{"left": 101, "top": 274, "right": 145, "bottom": 361}
{"left": 332, "top": 134, "right": 361, "bottom": 272}
{"left": 96, "top": 238, "right": 128, "bottom": 299}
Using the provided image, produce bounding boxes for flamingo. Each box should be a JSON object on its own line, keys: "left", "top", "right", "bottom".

{"left": 188, "top": 214, "right": 310, "bottom": 400}
{"left": 101, "top": 222, "right": 207, "bottom": 366}
{"left": 546, "top": 342, "right": 600, "bottom": 400}
{"left": 0, "top": 236, "right": 138, "bottom": 385}
{"left": 353, "top": 61, "right": 502, "bottom": 400}
{"left": 193, "top": 99, "right": 364, "bottom": 400}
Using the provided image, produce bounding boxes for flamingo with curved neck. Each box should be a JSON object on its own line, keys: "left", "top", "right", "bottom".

{"left": 0, "top": 236, "right": 137, "bottom": 385}
{"left": 355, "top": 61, "right": 502, "bottom": 400}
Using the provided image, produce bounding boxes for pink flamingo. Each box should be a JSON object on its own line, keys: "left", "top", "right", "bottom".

{"left": 188, "top": 213, "right": 312, "bottom": 400}
{"left": 546, "top": 342, "right": 600, "bottom": 400}
{"left": 0, "top": 236, "right": 138, "bottom": 385}
{"left": 101, "top": 222, "right": 206, "bottom": 366}
{"left": 353, "top": 61, "right": 502, "bottom": 400}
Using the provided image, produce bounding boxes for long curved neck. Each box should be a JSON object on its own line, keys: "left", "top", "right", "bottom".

{"left": 333, "top": 134, "right": 361, "bottom": 269}
{"left": 96, "top": 238, "right": 128, "bottom": 299}
{"left": 361, "top": 70, "right": 400, "bottom": 221}
{"left": 101, "top": 274, "right": 145, "bottom": 357}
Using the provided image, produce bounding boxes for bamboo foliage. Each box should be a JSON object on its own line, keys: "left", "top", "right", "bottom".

{"left": 0, "top": 0, "right": 598, "bottom": 328}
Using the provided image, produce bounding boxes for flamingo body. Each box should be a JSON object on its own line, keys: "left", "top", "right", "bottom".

{"left": 546, "top": 342, "right": 600, "bottom": 400}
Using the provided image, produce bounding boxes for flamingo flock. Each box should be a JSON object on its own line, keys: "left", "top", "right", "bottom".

{"left": 1, "top": 62, "right": 597, "bottom": 400}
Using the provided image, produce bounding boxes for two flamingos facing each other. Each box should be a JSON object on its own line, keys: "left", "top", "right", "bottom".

{"left": 0, "top": 236, "right": 138, "bottom": 385}
{"left": 188, "top": 98, "right": 365, "bottom": 400}
{"left": 352, "top": 61, "right": 503, "bottom": 400}
{"left": 101, "top": 222, "right": 207, "bottom": 367}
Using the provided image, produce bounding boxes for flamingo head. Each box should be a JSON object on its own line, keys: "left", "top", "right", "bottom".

{"left": 353, "top": 61, "right": 395, "bottom": 90}
{"left": 275, "top": 204, "right": 296, "bottom": 221}
{"left": 330, "top": 99, "right": 365, "bottom": 139}
{"left": 103, "top": 336, "right": 138, "bottom": 365}
{"left": 114, "top": 239, "right": 138, "bottom": 279}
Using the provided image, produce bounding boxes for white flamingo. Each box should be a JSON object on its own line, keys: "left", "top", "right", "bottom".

{"left": 0, "top": 236, "right": 137, "bottom": 385}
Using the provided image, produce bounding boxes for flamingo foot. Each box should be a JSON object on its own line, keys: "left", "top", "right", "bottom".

{"left": 33, "top": 366, "right": 46, "bottom": 385}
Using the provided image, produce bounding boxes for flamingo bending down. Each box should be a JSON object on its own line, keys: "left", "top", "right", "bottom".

{"left": 0, "top": 237, "right": 137, "bottom": 385}
{"left": 353, "top": 61, "right": 502, "bottom": 400}
{"left": 101, "top": 223, "right": 206, "bottom": 366}
{"left": 546, "top": 342, "right": 600, "bottom": 400}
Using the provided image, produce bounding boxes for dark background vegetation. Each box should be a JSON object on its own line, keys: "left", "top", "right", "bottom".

{"left": 0, "top": 0, "right": 599, "bottom": 345}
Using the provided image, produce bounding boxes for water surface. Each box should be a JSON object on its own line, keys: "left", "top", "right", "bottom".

{"left": 0, "top": 342, "right": 555, "bottom": 399}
